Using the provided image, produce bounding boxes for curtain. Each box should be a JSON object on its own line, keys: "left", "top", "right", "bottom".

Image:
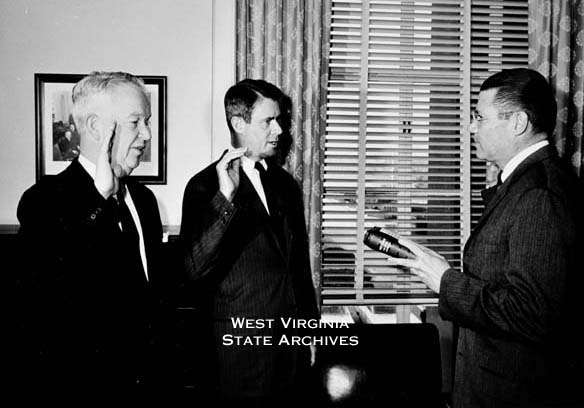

{"left": 235, "top": 0, "right": 331, "bottom": 302}
{"left": 529, "top": 0, "right": 584, "bottom": 176}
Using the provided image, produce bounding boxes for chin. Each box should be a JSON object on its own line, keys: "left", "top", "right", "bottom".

{"left": 474, "top": 147, "right": 485, "bottom": 160}
{"left": 121, "top": 163, "right": 138, "bottom": 177}
{"left": 127, "top": 158, "right": 141, "bottom": 171}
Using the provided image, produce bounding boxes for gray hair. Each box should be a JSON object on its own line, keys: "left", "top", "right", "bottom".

{"left": 72, "top": 71, "right": 146, "bottom": 132}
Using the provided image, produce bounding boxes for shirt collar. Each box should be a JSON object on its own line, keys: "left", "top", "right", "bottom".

{"left": 501, "top": 140, "right": 549, "bottom": 182}
{"left": 241, "top": 155, "right": 267, "bottom": 172}
{"left": 78, "top": 154, "right": 96, "bottom": 180}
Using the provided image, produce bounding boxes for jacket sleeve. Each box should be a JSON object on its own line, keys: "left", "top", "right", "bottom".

{"left": 14, "top": 179, "right": 116, "bottom": 353}
{"left": 439, "top": 187, "right": 577, "bottom": 343}
{"left": 179, "top": 174, "right": 238, "bottom": 281}
{"left": 16, "top": 180, "right": 113, "bottom": 289}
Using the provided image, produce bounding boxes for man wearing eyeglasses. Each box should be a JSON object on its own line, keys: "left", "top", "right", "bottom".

{"left": 389, "top": 68, "right": 583, "bottom": 407}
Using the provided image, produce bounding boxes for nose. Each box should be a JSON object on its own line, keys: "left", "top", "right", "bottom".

{"left": 271, "top": 119, "right": 283, "bottom": 136}
{"left": 140, "top": 124, "right": 152, "bottom": 141}
{"left": 469, "top": 118, "right": 478, "bottom": 134}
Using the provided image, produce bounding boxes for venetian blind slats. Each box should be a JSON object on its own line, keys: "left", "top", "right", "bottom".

{"left": 469, "top": 0, "right": 528, "bottom": 227}
{"left": 323, "top": 0, "right": 465, "bottom": 305}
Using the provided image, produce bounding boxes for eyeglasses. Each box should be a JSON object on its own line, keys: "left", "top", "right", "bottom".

{"left": 471, "top": 110, "right": 519, "bottom": 123}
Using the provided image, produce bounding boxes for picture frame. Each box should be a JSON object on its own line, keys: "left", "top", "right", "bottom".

{"left": 34, "top": 73, "right": 167, "bottom": 184}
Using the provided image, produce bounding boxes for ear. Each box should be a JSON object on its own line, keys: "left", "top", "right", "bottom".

{"left": 512, "top": 111, "right": 529, "bottom": 135}
{"left": 85, "top": 114, "right": 102, "bottom": 142}
{"left": 230, "top": 116, "right": 246, "bottom": 134}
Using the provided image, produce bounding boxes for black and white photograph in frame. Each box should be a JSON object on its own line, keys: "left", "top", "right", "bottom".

{"left": 34, "top": 73, "right": 167, "bottom": 184}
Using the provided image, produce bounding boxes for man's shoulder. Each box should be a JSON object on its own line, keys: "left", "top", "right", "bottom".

{"left": 20, "top": 175, "right": 59, "bottom": 202}
{"left": 518, "top": 154, "right": 577, "bottom": 194}
{"left": 185, "top": 162, "right": 219, "bottom": 189}
{"left": 270, "top": 164, "right": 302, "bottom": 192}
{"left": 17, "top": 165, "right": 83, "bottom": 220}
{"left": 269, "top": 162, "right": 293, "bottom": 179}
{"left": 21, "top": 164, "right": 78, "bottom": 200}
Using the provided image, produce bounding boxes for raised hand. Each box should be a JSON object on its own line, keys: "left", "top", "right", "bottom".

{"left": 94, "top": 121, "right": 120, "bottom": 199}
{"left": 216, "top": 147, "right": 247, "bottom": 202}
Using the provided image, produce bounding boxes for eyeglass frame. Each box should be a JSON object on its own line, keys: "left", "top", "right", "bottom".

{"left": 471, "top": 109, "right": 520, "bottom": 124}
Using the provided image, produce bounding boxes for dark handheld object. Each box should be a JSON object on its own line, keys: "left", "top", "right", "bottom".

{"left": 363, "top": 227, "right": 416, "bottom": 259}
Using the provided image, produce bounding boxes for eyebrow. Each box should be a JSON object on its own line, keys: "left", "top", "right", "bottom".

{"left": 127, "top": 112, "right": 151, "bottom": 118}
{"left": 257, "top": 114, "right": 277, "bottom": 122}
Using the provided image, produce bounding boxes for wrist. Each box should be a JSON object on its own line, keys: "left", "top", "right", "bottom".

{"left": 94, "top": 181, "right": 113, "bottom": 199}
{"left": 219, "top": 187, "right": 235, "bottom": 202}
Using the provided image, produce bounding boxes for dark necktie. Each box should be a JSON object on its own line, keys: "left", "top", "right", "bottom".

{"left": 255, "top": 161, "right": 275, "bottom": 216}
{"left": 254, "top": 162, "right": 285, "bottom": 250}
{"left": 481, "top": 172, "right": 503, "bottom": 206}
{"left": 115, "top": 184, "right": 145, "bottom": 279}
{"left": 496, "top": 172, "right": 503, "bottom": 189}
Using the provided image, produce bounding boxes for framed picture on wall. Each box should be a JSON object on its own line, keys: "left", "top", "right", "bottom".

{"left": 34, "top": 73, "right": 167, "bottom": 184}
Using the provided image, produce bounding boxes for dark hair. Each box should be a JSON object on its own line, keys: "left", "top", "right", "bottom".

{"left": 224, "top": 79, "right": 284, "bottom": 136}
{"left": 480, "top": 68, "right": 557, "bottom": 137}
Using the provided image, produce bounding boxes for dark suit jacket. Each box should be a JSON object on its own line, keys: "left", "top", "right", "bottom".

{"left": 13, "top": 159, "right": 170, "bottom": 393}
{"left": 180, "top": 160, "right": 318, "bottom": 399}
{"left": 439, "top": 146, "right": 584, "bottom": 407}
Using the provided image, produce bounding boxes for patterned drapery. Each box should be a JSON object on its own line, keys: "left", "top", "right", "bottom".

{"left": 529, "top": 0, "right": 583, "bottom": 176}
{"left": 235, "top": 0, "right": 331, "bottom": 301}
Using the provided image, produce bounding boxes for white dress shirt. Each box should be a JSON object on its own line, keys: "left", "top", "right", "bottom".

{"left": 241, "top": 156, "right": 270, "bottom": 215}
{"left": 78, "top": 154, "right": 149, "bottom": 280}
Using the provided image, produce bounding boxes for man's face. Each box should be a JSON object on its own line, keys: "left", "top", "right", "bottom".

{"left": 239, "top": 97, "right": 282, "bottom": 161}
{"left": 470, "top": 88, "right": 514, "bottom": 166}
{"left": 108, "top": 83, "right": 151, "bottom": 177}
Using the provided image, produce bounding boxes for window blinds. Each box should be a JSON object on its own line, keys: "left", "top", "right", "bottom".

{"left": 470, "top": 0, "right": 529, "bottom": 227}
{"left": 322, "top": 0, "right": 528, "bottom": 305}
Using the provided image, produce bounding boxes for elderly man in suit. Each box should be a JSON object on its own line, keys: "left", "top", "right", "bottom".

{"left": 180, "top": 79, "right": 318, "bottom": 406}
{"left": 14, "top": 72, "right": 172, "bottom": 395}
{"left": 390, "top": 68, "right": 583, "bottom": 407}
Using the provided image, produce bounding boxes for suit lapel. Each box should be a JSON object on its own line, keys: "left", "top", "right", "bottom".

{"left": 124, "top": 182, "right": 153, "bottom": 285}
{"left": 466, "top": 145, "right": 556, "bottom": 250}
{"left": 63, "top": 159, "right": 104, "bottom": 200}
{"left": 480, "top": 185, "right": 498, "bottom": 207}
{"left": 265, "top": 168, "right": 293, "bottom": 259}
{"left": 62, "top": 160, "right": 148, "bottom": 285}
{"left": 235, "top": 168, "right": 287, "bottom": 259}
{"left": 63, "top": 160, "right": 122, "bottom": 235}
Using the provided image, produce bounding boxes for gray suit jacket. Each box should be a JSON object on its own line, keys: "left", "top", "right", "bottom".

{"left": 180, "top": 160, "right": 318, "bottom": 399}
{"left": 439, "top": 145, "right": 584, "bottom": 407}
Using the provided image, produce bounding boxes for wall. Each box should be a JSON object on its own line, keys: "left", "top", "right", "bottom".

{"left": 0, "top": 0, "right": 235, "bottom": 227}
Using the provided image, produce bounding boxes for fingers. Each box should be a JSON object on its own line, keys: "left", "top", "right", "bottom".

{"left": 394, "top": 234, "right": 420, "bottom": 252}
{"left": 386, "top": 256, "right": 417, "bottom": 269}
{"left": 94, "top": 121, "right": 117, "bottom": 199}
{"left": 395, "top": 235, "right": 435, "bottom": 259}
{"left": 398, "top": 235, "right": 439, "bottom": 258}
{"left": 216, "top": 147, "right": 246, "bottom": 202}
{"left": 217, "top": 147, "right": 247, "bottom": 170}
{"left": 99, "top": 121, "right": 117, "bottom": 157}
